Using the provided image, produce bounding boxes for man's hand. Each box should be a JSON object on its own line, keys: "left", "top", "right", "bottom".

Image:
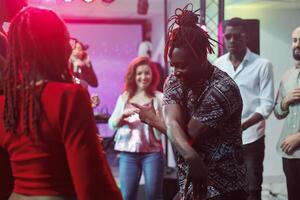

{"left": 282, "top": 88, "right": 300, "bottom": 110}
{"left": 131, "top": 99, "right": 156, "bottom": 124}
{"left": 281, "top": 133, "right": 300, "bottom": 154}
{"left": 185, "top": 154, "right": 208, "bottom": 200}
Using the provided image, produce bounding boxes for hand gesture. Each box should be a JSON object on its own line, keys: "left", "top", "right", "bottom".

{"left": 281, "top": 133, "right": 300, "bottom": 154}
{"left": 91, "top": 93, "right": 100, "bottom": 108}
{"left": 122, "top": 107, "right": 139, "bottom": 118}
{"left": 130, "top": 99, "right": 157, "bottom": 124}
{"left": 283, "top": 88, "right": 300, "bottom": 108}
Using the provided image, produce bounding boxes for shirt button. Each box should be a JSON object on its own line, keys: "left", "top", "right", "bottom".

{"left": 294, "top": 113, "right": 297, "bottom": 115}
{"left": 293, "top": 125, "right": 296, "bottom": 128}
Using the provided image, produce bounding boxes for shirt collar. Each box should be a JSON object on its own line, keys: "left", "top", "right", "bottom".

{"left": 225, "top": 48, "right": 252, "bottom": 64}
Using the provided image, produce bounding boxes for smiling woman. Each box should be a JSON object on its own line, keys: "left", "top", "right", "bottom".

{"left": 108, "top": 56, "right": 165, "bottom": 200}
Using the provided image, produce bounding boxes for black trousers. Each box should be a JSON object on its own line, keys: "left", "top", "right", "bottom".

{"left": 243, "top": 136, "right": 265, "bottom": 200}
{"left": 208, "top": 190, "right": 248, "bottom": 200}
{"left": 283, "top": 157, "right": 300, "bottom": 200}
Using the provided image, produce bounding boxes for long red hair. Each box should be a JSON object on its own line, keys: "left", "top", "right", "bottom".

{"left": 124, "top": 56, "right": 160, "bottom": 99}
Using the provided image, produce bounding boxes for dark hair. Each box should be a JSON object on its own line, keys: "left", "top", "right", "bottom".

{"left": 124, "top": 56, "right": 160, "bottom": 99}
{"left": 224, "top": 17, "right": 247, "bottom": 32}
{"left": 164, "top": 4, "right": 215, "bottom": 64}
{"left": 4, "top": 7, "right": 73, "bottom": 135}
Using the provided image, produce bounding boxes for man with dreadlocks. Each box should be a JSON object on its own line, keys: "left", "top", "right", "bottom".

{"left": 161, "top": 4, "right": 248, "bottom": 200}
{"left": 0, "top": 6, "right": 122, "bottom": 200}
{"left": 0, "top": 1, "right": 27, "bottom": 199}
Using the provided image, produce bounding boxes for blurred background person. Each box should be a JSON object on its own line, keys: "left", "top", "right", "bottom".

{"left": 274, "top": 26, "right": 300, "bottom": 200}
{"left": 138, "top": 40, "right": 166, "bottom": 92}
{"left": 0, "top": 6, "right": 122, "bottom": 200}
{"left": 69, "top": 38, "right": 98, "bottom": 88}
{"left": 108, "top": 56, "right": 164, "bottom": 200}
{"left": 0, "top": 1, "right": 27, "bottom": 199}
{"left": 214, "top": 17, "right": 274, "bottom": 200}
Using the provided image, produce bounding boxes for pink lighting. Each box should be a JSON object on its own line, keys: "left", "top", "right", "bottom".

{"left": 64, "top": 0, "right": 73, "bottom": 2}
{"left": 83, "top": 0, "right": 95, "bottom": 3}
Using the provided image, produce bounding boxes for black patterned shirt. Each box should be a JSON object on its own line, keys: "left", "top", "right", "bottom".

{"left": 163, "top": 66, "right": 247, "bottom": 199}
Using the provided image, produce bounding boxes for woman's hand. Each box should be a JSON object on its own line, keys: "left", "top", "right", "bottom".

{"left": 122, "top": 108, "right": 139, "bottom": 118}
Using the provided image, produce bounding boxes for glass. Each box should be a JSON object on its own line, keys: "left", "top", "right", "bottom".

{"left": 223, "top": 33, "right": 246, "bottom": 40}
{"left": 69, "top": 37, "right": 79, "bottom": 49}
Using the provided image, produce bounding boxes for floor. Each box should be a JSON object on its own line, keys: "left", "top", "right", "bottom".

{"left": 103, "top": 138, "right": 288, "bottom": 200}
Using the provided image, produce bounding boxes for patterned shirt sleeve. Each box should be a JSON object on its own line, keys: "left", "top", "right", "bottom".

{"left": 192, "top": 85, "right": 234, "bottom": 129}
{"left": 163, "top": 74, "right": 185, "bottom": 106}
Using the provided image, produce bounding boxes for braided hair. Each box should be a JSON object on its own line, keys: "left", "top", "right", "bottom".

{"left": 164, "top": 4, "right": 216, "bottom": 64}
{"left": 4, "top": 7, "right": 73, "bottom": 135}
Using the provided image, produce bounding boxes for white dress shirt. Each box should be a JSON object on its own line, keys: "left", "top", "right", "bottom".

{"left": 214, "top": 49, "right": 274, "bottom": 144}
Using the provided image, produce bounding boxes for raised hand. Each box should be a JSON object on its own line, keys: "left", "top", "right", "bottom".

{"left": 282, "top": 88, "right": 300, "bottom": 109}
{"left": 130, "top": 99, "right": 156, "bottom": 124}
{"left": 122, "top": 107, "right": 140, "bottom": 118}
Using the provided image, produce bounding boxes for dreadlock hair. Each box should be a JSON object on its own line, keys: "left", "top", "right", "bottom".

{"left": 124, "top": 56, "right": 160, "bottom": 99}
{"left": 224, "top": 17, "right": 247, "bottom": 33}
{"left": 4, "top": 7, "right": 73, "bottom": 135}
{"left": 164, "top": 3, "right": 216, "bottom": 65}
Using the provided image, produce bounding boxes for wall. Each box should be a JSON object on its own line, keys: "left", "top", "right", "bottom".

{"left": 225, "top": 4, "right": 300, "bottom": 182}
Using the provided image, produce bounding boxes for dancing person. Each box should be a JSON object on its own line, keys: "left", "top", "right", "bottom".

{"left": 69, "top": 38, "right": 98, "bottom": 88}
{"left": 0, "top": 7, "right": 122, "bottom": 200}
{"left": 108, "top": 56, "right": 164, "bottom": 200}
{"left": 274, "top": 26, "right": 300, "bottom": 200}
{"left": 162, "top": 4, "right": 248, "bottom": 200}
{"left": 214, "top": 17, "right": 274, "bottom": 200}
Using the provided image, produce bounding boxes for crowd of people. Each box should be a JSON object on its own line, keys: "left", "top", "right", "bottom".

{"left": 1, "top": 1, "right": 300, "bottom": 200}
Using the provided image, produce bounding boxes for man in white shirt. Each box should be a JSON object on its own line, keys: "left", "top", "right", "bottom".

{"left": 214, "top": 17, "right": 274, "bottom": 200}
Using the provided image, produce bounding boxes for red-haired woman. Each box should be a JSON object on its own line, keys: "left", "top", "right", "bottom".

{"left": 0, "top": 7, "right": 122, "bottom": 200}
{"left": 109, "top": 56, "right": 164, "bottom": 200}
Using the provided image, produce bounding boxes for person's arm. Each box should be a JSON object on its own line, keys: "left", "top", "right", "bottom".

{"left": 108, "top": 94, "right": 138, "bottom": 130}
{"left": 163, "top": 104, "right": 207, "bottom": 183}
{"left": 0, "top": 148, "right": 13, "bottom": 200}
{"left": 80, "top": 56, "right": 98, "bottom": 87}
{"left": 241, "top": 113, "right": 263, "bottom": 131}
{"left": 131, "top": 98, "right": 167, "bottom": 134}
{"left": 274, "top": 80, "right": 290, "bottom": 119}
{"left": 243, "top": 62, "right": 274, "bottom": 130}
{"left": 60, "top": 85, "right": 122, "bottom": 200}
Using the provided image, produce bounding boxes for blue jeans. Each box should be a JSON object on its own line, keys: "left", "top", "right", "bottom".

{"left": 119, "top": 152, "right": 164, "bottom": 200}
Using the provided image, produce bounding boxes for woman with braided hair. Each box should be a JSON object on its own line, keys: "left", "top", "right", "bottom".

{"left": 162, "top": 4, "right": 248, "bottom": 200}
{"left": 0, "top": 7, "right": 122, "bottom": 200}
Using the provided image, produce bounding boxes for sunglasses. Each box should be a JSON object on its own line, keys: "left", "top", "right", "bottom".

{"left": 223, "top": 33, "right": 246, "bottom": 40}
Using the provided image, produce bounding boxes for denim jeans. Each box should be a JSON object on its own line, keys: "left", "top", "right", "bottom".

{"left": 283, "top": 157, "right": 300, "bottom": 200}
{"left": 243, "top": 136, "right": 265, "bottom": 200}
{"left": 119, "top": 152, "right": 164, "bottom": 200}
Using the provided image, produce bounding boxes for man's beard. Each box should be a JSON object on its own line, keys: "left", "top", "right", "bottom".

{"left": 293, "top": 48, "right": 300, "bottom": 61}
